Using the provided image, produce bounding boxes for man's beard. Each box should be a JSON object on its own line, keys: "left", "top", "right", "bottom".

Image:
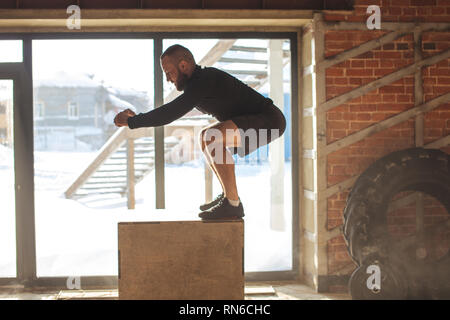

{"left": 175, "top": 72, "right": 189, "bottom": 91}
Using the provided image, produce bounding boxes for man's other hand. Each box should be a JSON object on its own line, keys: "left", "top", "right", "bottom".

{"left": 114, "top": 109, "right": 136, "bottom": 127}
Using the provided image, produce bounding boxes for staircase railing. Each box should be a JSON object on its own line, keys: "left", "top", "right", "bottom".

{"left": 64, "top": 126, "right": 153, "bottom": 199}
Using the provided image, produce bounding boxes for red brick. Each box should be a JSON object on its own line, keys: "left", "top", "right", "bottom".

{"left": 379, "top": 86, "right": 405, "bottom": 94}
{"left": 380, "top": 60, "right": 394, "bottom": 68}
{"left": 357, "top": 113, "right": 371, "bottom": 121}
{"left": 403, "top": 8, "right": 417, "bottom": 15}
{"left": 375, "top": 51, "right": 403, "bottom": 59}
{"left": 431, "top": 7, "right": 446, "bottom": 14}
{"left": 350, "top": 60, "right": 365, "bottom": 68}
{"left": 426, "top": 16, "right": 450, "bottom": 22}
{"left": 382, "top": 94, "right": 396, "bottom": 102}
{"left": 349, "top": 78, "right": 362, "bottom": 85}
{"left": 327, "top": 41, "right": 355, "bottom": 51}
{"left": 382, "top": 43, "right": 395, "bottom": 51}
{"left": 331, "top": 165, "right": 347, "bottom": 175}
{"left": 326, "top": 68, "right": 345, "bottom": 77}
{"left": 346, "top": 69, "right": 374, "bottom": 77}
{"left": 355, "top": 51, "right": 374, "bottom": 59}
{"left": 434, "top": 86, "right": 450, "bottom": 94}
{"left": 326, "top": 32, "right": 349, "bottom": 42}
{"left": 365, "top": 60, "right": 380, "bottom": 68}
{"left": 334, "top": 77, "right": 349, "bottom": 85}
{"left": 330, "top": 130, "right": 347, "bottom": 140}
{"left": 328, "top": 121, "right": 349, "bottom": 130}
{"left": 374, "top": 68, "right": 396, "bottom": 77}
{"left": 362, "top": 94, "right": 382, "bottom": 103}
{"left": 389, "top": 7, "right": 402, "bottom": 15}
{"left": 327, "top": 156, "right": 348, "bottom": 165}
{"left": 327, "top": 112, "right": 342, "bottom": 120}
{"left": 423, "top": 77, "right": 437, "bottom": 85}
{"left": 411, "top": 0, "right": 436, "bottom": 5}
{"left": 397, "top": 94, "right": 412, "bottom": 102}
{"left": 342, "top": 113, "right": 357, "bottom": 121}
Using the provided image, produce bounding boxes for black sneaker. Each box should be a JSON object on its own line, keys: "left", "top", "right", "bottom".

{"left": 199, "top": 198, "right": 245, "bottom": 220}
{"left": 199, "top": 192, "right": 224, "bottom": 211}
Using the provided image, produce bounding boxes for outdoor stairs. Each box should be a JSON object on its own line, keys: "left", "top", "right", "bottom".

{"left": 65, "top": 127, "right": 178, "bottom": 199}
{"left": 72, "top": 137, "right": 154, "bottom": 197}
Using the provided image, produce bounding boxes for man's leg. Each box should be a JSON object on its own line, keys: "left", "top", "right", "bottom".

{"left": 202, "top": 120, "right": 242, "bottom": 202}
{"left": 199, "top": 123, "right": 225, "bottom": 193}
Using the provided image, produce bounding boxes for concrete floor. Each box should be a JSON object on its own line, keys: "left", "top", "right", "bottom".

{"left": 0, "top": 281, "right": 351, "bottom": 300}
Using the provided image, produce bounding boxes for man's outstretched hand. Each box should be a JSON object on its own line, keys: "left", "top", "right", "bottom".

{"left": 114, "top": 109, "right": 136, "bottom": 127}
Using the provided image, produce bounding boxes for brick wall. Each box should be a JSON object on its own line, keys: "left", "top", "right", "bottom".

{"left": 322, "top": 0, "right": 450, "bottom": 291}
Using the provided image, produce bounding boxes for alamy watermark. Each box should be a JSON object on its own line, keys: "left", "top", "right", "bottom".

{"left": 366, "top": 5, "right": 381, "bottom": 30}
{"left": 366, "top": 264, "right": 381, "bottom": 292}
{"left": 66, "top": 276, "right": 81, "bottom": 290}
{"left": 66, "top": 5, "right": 81, "bottom": 30}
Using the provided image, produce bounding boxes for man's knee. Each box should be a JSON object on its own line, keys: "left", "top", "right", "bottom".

{"left": 198, "top": 127, "right": 207, "bottom": 151}
{"left": 203, "top": 127, "right": 224, "bottom": 147}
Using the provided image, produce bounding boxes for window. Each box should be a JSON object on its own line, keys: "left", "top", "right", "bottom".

{"left": 22, "top": 34, "right": 296, "bottom": 283}
{"left": 162, "top": 38, "right": 293, "bottom": 273}
{"left": 32, "top": 39, "right": 154, "bottom": 277}
{"left": 67, "top": 101, "right": 79, "bottom": 120}
{"left": 0, "top": 79, "right": 16, "bottom": 278}
{"left": 34, "top": 101, "right": 45, "bottom": 120}
{"left": 0, "top": 40, "right": 23, "bottom": 63}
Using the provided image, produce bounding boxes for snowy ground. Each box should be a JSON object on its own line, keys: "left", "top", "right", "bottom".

{"left": 1, "top": 148, "right": 293, "bottom": 277}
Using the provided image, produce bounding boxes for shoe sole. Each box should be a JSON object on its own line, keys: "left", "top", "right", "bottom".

{"left": 199, "top": 214, "right": 244, "bottom": 220}
{"left": 200, "top": 216, "right": 244, "bottom": 221}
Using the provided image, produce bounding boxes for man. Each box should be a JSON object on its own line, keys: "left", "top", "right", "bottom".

{"left": 114, "top": 44, "right": 286, "bottom": 220}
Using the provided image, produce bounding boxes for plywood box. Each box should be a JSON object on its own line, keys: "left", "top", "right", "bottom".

{"left": 118, "top": 220, "right": 244, "bottom": 300}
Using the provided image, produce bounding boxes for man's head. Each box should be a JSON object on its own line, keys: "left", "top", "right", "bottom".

{"left": 161, "top": 45, "right": 196, "bottom": 91}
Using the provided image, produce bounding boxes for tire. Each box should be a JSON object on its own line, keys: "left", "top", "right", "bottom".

{"left": 343, "top": 147, "right": 450, "bottom": 265}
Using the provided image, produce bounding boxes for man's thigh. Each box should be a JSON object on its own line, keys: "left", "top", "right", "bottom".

{"left": 202, "top": 120, "right": 242, "bottom": 149}
{"left": 229, "top": 107, "right": 286, "bottom": 158}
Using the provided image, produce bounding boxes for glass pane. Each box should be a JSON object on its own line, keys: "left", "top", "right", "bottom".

{"left": 33, "top": 39, "right": 154, "bottom": 277}
{"left": 0, "top": 40, "right": 23, "bottom": 63}
{"left": 162, "top": 39, "right": 293, "bottom": 272}
{"left": 0, "top": 80, "right": 16, "bottom": 277}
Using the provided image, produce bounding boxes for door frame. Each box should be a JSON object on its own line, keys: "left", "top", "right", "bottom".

{"left": 0, "top": 37, "right": 37, "bottom": 286}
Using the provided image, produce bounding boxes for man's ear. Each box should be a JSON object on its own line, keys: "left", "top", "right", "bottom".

{"left": 178, "top": 60, "right": 188, "bottom": 73}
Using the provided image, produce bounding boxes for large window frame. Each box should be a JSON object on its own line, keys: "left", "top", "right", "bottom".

{"left": 0, "top": 32, "right": 299, "bottom": 289}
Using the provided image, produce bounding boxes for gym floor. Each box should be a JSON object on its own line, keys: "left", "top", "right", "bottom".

{"left": 0, "top": 281, "right": 351, "bottom": 300}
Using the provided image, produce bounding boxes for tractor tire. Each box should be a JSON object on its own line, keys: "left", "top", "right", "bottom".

{"left": 343, "top": 147, "right": 450, "bottom": 265}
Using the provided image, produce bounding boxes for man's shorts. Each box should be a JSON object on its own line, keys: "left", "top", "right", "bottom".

{"left": 228, "top": 104, "right": 286, "bottom": 158}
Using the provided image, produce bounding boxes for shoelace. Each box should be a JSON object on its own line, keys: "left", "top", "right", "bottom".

{"left": 209, "top": 197, "right": 226, "bottom": 212}
{"left": 214, "top": 193, "right": 224, "bottom": 201}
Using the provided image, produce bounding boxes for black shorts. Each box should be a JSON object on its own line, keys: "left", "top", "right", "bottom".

{"left": 228, "top": 104, "right": 286, "bottom": 157}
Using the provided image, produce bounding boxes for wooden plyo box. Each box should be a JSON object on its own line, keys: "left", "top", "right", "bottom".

{"left": 118, "top": 220, "right": 244, "bottom": 300}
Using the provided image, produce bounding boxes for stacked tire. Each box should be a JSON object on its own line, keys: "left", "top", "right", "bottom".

{"left": 343, "top": 148, "right": 450, "bottom": 299}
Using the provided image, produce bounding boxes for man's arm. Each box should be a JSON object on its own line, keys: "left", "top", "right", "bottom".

{"left": 123, "top": 93, "right": 195, "bottom": 129}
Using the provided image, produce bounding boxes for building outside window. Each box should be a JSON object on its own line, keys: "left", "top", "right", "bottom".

{"left": 67, "top": 101, "right": 79, "bottom": 120}
{"left": 34, "top": 101, "right": 45, "bottom": 120}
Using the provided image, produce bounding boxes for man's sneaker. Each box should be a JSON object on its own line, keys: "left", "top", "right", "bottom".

{"left": 199, "top": 192, "right": 224, "bottom": 211}
{"left": 199, "top": 198, "right": 245, "bottom": 220}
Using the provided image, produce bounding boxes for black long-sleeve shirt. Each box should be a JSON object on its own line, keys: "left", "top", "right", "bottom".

{"left": 127, "top": 65, "right": 274, "bottom": 129}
